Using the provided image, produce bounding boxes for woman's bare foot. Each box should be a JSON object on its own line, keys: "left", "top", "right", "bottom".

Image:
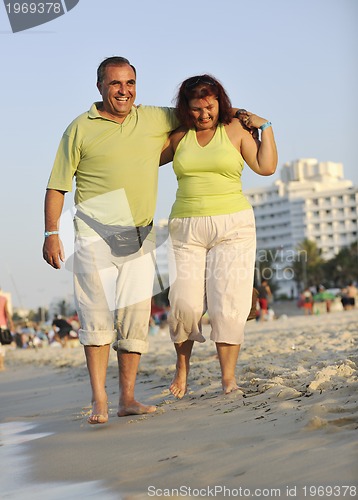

{"left": 222, "top": 378, "right": 239, "bottom": 394}
{"left": 87, "top": 400, "right": 109, "bottom": 424}
{"left": 169, "top": 339, "right": 193, "bottom": 399}
{"left": 169, "top": 369, "right": 188, "bottom": 399}
{"left": 216, "top": 342, "right": 241, "bottom": 395}
{"left": 117, "top": 400, "right": 156, "bottom": 417}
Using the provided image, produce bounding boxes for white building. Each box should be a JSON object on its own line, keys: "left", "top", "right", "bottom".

{"left": 244, "top": 159, "right": 358, "bottom": 294}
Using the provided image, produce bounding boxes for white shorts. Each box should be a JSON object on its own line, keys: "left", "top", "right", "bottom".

{"left": 168, "top": 210, "right": 256, "bottom": 345}
{"left": 73, "top": 232, "right": 156, "bottom": 353}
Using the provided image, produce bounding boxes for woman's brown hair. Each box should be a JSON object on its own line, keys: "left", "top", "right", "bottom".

{"left": 175, "top": 74, "right": 233, "bottom": 129}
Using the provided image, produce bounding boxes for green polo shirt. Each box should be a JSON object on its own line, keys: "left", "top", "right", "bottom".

{"left": 47, "top": 103, "right": 178, "bottom": 230}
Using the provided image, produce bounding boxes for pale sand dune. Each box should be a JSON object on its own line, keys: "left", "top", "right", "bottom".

{"left": 0, "top": 309, "right": 357, "bottom": 498}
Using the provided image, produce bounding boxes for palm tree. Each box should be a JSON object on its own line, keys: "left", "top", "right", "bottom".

{"left": 323, "top": 240, "right": 358, "bottom": 287}
{"left": 293, "top": 239, "right": 325, "bottom": 289}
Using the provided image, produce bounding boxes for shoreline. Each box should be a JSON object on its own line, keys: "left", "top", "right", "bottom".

{"left": 1, "top": 309, "right": 357, "bottom": 499}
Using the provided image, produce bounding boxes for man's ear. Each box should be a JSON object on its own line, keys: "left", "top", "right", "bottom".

{"left": 97, "top": 82, "right": 102, "bottom": 94}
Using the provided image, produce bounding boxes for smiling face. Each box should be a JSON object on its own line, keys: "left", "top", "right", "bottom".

{"left": 188, "top": 95, "right": 219, "bottom": 131}
{"left": 97, "top": 64, "right": 136, "bottom": 122}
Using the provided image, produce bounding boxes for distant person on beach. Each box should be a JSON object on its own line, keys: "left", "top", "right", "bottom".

{"left": 300, "top": 287, "right": 313, "bottom": 315}
{"left": 257, "top": 279, "right": 273, "bottom": 321}
{"left": 160, "top": 74, "right": 277, "bottom": 397}
{"left": 43, "top": 56, "right": 179, "bottom": 424}
{"left": 341, "top": 282, "right": 357, "bottom": 310}
{"left": 0, "top": 287, "right": 14, "bottom": 371}
{"left": 52, "top": 315, "right": 74, "bottom": 347}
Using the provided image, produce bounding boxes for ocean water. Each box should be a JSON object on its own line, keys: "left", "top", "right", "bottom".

{"left": 0, "top": 422, "right": 118, "bottom": 499}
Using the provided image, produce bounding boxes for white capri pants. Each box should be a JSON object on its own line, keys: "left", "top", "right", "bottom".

{"left": 168, "top": 210, "right": 256, "bottom": 345}
{"left": 73, "top": 231, "right": 156, "bottom": 354}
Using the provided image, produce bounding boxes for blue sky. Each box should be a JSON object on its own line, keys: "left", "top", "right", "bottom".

{"left": 0, "top": 0, "right": 357, "bottom": 310}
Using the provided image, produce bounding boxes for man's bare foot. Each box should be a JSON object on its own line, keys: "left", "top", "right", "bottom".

{"left": 87, "top": 400, "right": 108, "bottom": 424}
{"left": 222, "top": 378, "right": 240, "bottom": 394}
{"left": 169, "top": 369, "right": 188, "bottom": 399}
{"left": 117, "top": 400, "right": 156, "bottom": 417}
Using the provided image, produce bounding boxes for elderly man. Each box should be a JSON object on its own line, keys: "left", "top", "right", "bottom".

{"left": 43, "top": 56, "right": 178, "bottom": 423}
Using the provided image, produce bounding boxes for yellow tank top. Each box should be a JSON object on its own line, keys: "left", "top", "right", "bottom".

{"left": 170, "top": 123, "right": 252, "bottom": 218}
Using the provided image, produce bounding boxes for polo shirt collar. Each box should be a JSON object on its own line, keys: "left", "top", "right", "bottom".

{"left": 88, "top": 102, "right": 136, "bottom": 124}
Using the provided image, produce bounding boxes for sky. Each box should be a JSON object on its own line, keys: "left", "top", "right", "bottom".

{"left": 0, "top": 0, "right": 357, "bottom": 310}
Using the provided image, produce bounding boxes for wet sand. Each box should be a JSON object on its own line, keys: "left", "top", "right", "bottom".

{"left": 1, "top": 309, "right": 357, "bottom": 499}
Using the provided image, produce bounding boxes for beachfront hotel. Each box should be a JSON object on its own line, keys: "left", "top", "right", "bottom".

{"left": 245, "top": 158, "right": 357, "bottom": 260}
{"left": 245, "top": 158, "right": 358, "bottom": 294}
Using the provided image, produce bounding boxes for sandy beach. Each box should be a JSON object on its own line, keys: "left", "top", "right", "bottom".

{"left": 1, "top": 308, "right": 357, "bottom": 499}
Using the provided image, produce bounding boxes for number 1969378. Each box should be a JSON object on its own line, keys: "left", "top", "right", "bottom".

{"left": 5, "top": 3, "right": 62, "bottom": 14}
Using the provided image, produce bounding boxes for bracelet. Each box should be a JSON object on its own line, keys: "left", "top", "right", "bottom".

{"left": 44, "top": 231, "right": 59, "bottom": 238}
{"left": 260, "top": 121, "right": 272, "bottom": 131}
